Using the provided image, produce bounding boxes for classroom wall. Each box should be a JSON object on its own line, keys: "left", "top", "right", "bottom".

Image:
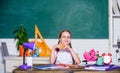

{"left": 112, "top": 17, "right": 120, "bottom": 65}
{"left": 0, "top": 38, "right": 120, "bottom": 65}
{"left": 0, "top": 46, "right": 4, "bottom": 73}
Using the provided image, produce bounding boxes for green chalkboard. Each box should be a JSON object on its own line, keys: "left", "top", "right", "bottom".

{"left": 0, "top": 0, "right": 108, "bottom": 39}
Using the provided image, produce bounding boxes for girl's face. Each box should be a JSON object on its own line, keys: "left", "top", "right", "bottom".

{"left": 59, "top": 31, "right": 71, "bottom": 45}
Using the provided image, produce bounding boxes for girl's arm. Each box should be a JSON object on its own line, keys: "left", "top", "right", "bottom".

{"left": 70, "top": 48, "right": 81, "bottom": 64}
{"left": 65, "top": 45, "right": 81, "bottom": 64}
{"left": 50, "top": 45, "right": 57, "bottom": 64}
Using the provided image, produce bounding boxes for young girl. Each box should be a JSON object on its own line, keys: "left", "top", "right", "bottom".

{"left": 50, "top": 30, "right": 80, "bottom": 65}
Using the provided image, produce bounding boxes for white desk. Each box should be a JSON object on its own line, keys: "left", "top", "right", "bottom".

{"left": 4, "top": 56, "right": 50, "bottom": 73}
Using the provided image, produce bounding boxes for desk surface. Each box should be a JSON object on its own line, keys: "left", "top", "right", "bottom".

{"left": 13, "top": 66, "right": 120, "bottom": 73}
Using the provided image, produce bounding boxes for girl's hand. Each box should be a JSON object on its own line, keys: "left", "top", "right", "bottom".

{"left": 64, "top": 45, "right": 72, "bottom": 52}
{"left": 52, "top": 43, "right": 72, "bottom": 51}
{"left": 52, "top": 44, "right": 63, "bottom": 50}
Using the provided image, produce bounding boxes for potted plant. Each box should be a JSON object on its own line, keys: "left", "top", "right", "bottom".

{"left": 13, "top": 24, "right": 29, "bottom": 56}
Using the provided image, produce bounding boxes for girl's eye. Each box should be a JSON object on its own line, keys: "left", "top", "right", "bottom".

{"left": 61, "top": 36, "right": 70, "bottom": 39}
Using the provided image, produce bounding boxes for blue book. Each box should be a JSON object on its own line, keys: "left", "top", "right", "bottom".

{"left": 33, "top": 64, "right": 68, "bottom": 69}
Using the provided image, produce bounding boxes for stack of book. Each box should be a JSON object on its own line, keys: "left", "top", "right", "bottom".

{"left": 84, "top": 64, "right": 120, "bottom": 71}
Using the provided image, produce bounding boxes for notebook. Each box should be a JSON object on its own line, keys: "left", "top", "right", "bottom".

{"left": 33, "top": 64, "right": 68, "bottom": 69}
{"left": 84, "top": 64, "right": 114, "bottom": 71}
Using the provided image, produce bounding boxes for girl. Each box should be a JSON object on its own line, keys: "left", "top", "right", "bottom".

{"left": 50, "top": 30, "right": 80, "bottom": 65}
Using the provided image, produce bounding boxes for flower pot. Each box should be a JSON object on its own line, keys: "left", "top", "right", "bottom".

{"left": 19, "top": 45, "right": 24, "bottom": 56}
{"left": 19, "top": 45, "right": 28, "bottom": 56}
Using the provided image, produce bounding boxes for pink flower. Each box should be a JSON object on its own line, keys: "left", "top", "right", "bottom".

{"left": 83, "top": 49, "right": 97, "bottom": 62}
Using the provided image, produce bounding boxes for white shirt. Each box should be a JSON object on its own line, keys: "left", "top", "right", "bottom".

{"left": 55, "top": 48, "right": 77, "bottom": 64}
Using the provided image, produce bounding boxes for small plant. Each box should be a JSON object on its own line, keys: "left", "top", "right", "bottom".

{"left": 13, "top": 24, "right": 28, "bottom": 50}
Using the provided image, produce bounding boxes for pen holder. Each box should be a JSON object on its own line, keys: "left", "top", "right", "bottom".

{"left": 26, "top": 57, "right": 33, "bottom": 67}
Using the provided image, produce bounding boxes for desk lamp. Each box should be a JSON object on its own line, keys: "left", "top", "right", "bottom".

{"left": 19, "top": 42, "right": 35, "bottom": 69}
